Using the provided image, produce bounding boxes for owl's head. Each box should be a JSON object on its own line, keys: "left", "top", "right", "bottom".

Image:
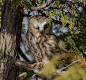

{"left": 28, "top": 15, "right": 52, "bottom": 37}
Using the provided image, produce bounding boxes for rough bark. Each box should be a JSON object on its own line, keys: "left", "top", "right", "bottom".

{"left": 0, "top": 1, "right": 23, "bottom": 80}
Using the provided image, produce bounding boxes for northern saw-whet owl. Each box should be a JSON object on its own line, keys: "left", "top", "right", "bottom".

{"left": 26, "top": 15, "right": 59, "bottom": 67}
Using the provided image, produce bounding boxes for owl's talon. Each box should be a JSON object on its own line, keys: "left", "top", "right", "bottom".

{"left": 38, "top": 63, "right": 43, "bottom": 69}
{"left": 32, "top": 62, "right": 44, "bottom": 73}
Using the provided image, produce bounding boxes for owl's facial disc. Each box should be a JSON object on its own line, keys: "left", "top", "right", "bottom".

{"left": 32, "top": 20, "right": 51, "bottom": 37}
{"left": 33, "top": 21, "right": 48, "bottom": 34}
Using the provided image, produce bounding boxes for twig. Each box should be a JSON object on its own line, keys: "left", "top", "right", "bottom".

{"left": 29, "top": 0, "right": 55, "bottom": 10}
{"left": 60, "top": 60, "right": 81, "bottom": 71}
{"left": 57, "top": 60, "right": 82, "bottom": 75}
{"left": 18, "top": 72, "right": 26, "bottom": 78}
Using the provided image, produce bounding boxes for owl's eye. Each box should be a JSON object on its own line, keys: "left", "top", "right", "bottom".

{"left": 33, "top": 25, "right": 39, "bottom": 29}
{"left": 44, "top": 24, "right": 49, "bottom": 30}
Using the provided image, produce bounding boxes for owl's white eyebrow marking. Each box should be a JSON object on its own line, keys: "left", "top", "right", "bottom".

{"left": 39, "top": 21, "right": 47, "bottom": 31}
{"left": 33, "top": 21, "right": 39, "bottom": 28}
{"left": 42, "top": 21, "right": 47, "bottom": 26}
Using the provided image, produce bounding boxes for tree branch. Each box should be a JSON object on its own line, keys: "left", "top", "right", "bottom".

{"left": 29, "top": 0, "right": 55, "bottom": 10}
{"left": 15, "top": 59, "right": 33, "bottom": 70}
{"left": 19, "top": 48, "right": 30, "bottom": 62}
{"left": 57, "top": 60, "right": 82, "bottom": 75}
{"left": 18, "top": 72, "right": 27, "bottom": 78}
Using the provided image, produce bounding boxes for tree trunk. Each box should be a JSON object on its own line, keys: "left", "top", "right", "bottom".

{"left": 0, "top": 1, "right": 23, "bottom": 80}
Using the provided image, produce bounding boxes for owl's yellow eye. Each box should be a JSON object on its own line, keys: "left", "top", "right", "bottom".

{"left": 44, "top": 24, "right": 49, "bottom": 30}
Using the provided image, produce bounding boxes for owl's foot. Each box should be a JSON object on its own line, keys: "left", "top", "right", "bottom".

{"left": 32, "top": 62, "right": 44, "bottom": 73}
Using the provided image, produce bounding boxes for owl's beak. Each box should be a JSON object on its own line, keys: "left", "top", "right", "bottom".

{"left": 40, "top": 31, "right": 45, "bottom": 37}
{"left": 40, "top": 31, "right": 43, "bottom": 35}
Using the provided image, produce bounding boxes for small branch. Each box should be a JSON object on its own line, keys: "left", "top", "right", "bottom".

{"left": 57, "top": 60, "right": 82, "bottom": 75}
{"left": 15, "top": 59, "right": 33, "bottom": 70}
{"left": 29, "top": 0, "right": 55, "bottom": 10}
{"left": 60, "top": 60, "right": 82, "bottom": 71}
{"left": 18, "top": 72, "right": 27, "bottom": 78}
{"left": 19, "top": 48, "right": 30, "bottom": 62}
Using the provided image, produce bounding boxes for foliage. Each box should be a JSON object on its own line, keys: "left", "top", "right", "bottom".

{"left": 65, "top": 36, "right": 83, "bottom": 56}
{"left": 55, "top": 66, "right": 86, "bottom": 80}
{"left": 41, "top": 54, "right": 86, "bottom": 80}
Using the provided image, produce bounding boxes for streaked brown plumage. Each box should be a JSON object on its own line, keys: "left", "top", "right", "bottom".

{"left": 26, "top": 15, "right": 58, "bottom": 63}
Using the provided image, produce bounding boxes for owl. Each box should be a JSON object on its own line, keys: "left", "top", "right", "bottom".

{"left": 26, "top": 15, "right": 59, "bottom": 71}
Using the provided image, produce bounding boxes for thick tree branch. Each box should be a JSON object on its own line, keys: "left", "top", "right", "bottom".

{"left": 15, "top": 59, "right": 33, "bottom": 70}
{"left": 29, "top": 0, "right": 55, "bottom": 10}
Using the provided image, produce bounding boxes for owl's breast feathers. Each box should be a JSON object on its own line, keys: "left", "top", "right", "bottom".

{"left": 26, "top": 31, "right": 58, "bottom": 63}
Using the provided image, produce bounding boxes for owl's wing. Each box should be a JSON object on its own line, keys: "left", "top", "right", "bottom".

{"left": 51, "top": 33, "right": 66, "bottom": 53}
{"left": 50, "top": 33, "right": 59, "bottom": 44}
{"left": 53, "top": 33, "right": 59, "bottom": 43}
